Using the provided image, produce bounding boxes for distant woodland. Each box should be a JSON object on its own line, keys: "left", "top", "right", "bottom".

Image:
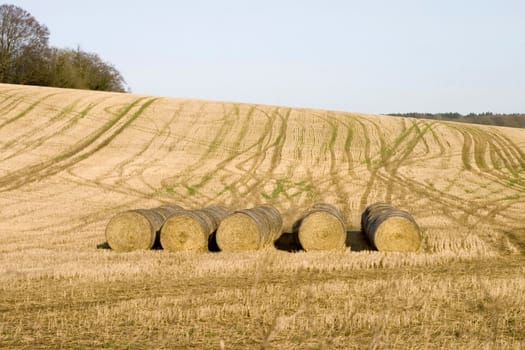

{"left": 387, "top": 112, "right": 525, "bottom": 129}
{"left": 0, "top": 4, "right": 127, "bottom": 92}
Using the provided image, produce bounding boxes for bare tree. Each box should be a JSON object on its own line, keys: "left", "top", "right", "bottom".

{"left": 0, "top": 4, "right": 49, "bottom": 83}
{"left": 0, "top": 4, "right": 127, "bottom": 92}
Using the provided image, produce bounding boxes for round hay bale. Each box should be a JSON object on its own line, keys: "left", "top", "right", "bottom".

{"left": 105, "top": 204, "right": 184, "bottom": 252}
{"left": 216, "top": 205, "right": 282, "bottom": 251}
{"left": 360, "top": 202, "right": 392, "bottom": 232}
{"left": 160, "top": 205, "right": 230, "bottom": 252}
{"left": 200, "top": 205, "right": 230, "bottom": 229}
{"left": 154, "top": 204, "right": 184, "bottom": 219}
{"left": 105, "top": 209, "right": 165, "bottom": 252}
{"left": 297, "top": 203, "right": 346, "bottom": 251}
{"left": 361, "top": 203, "right": 421, "bottom": 252}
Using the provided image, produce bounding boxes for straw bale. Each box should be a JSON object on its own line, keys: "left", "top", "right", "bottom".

{"left": 160, "top": 205, "right": 230, "bottom": 251}
{"left": 361, "top": 202, "right": 421, "bottom": 252}
{"left": 105, "top": 205, "right": 184, "bottom": 252}
{"left": 216, "top": 205, "right": 282, "bottom": 251}
{"left": 297, "top": 203, "right": 346, "bottom": 251}
{"left": 105, "top": 209, "right": 164, "bottom": 252}
{"left": 154, "top": 204, "right": 184, "bottom": 219}
{"left": 360, "top": 202, "right": 392, "bottom": 231}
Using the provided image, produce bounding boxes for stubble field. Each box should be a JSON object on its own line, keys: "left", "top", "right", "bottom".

{"left": 0, "top": 83, "right": 524, "bottom": 349}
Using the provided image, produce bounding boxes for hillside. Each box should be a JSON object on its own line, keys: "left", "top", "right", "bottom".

{"left": 0, "top": 83, "right": 523, "bottom": 253}
{"left": 0, "top": 83, "right": 524, "bottom": 348}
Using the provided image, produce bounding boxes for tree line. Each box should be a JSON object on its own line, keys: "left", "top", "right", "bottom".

{"left": 387, "top": 112, "right": 525, "bottom": 129}
{"left": 0, "top": 4, "right": 127, "bottom": 92}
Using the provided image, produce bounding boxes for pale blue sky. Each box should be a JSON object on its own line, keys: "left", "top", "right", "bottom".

{"left": 8, "top": 0, "right": 525, "bottom": 113}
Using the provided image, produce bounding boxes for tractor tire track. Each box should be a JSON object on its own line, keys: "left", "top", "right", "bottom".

{"left": 384, "top": 120, "right": 434, "bottom": 202}
{"left": 107, "top": 103, "right": 187, "bottom": 183}
{"left": 0, "top": 97, "right": 157, "bottom": 192}
{"left": 216, "top": 107, "right": 275, "bottom": 204}
{"left": 208, "top": 106, "right": 288, "bottom": 206}
{"left": 0, "top": 99, "right": 80, "bottom": 160}
{"left": 355, "top": 117, "right": 377, "bottom": 209}
{"left": 312, "top": 111, "right": 349, "bottom": 211}
{"left": 204, "top": 106, "right": 278, "bottom": 204}
{"left": 448, "top": 125, "right": 525, "bottom": 192}
{"left": 375, "top": 166, "right": 524, "bottom": 251}
{"left": 339, "top": 114, "right": 356, "bottom": 177}
{"left": 0, "top": 95, "right": 26, "bottom": 116}
{"left": 169, "top": 103, "right": 238, "bottom": 184}
{"left": 0, "top": 99, "right": 108, "bottom": 162}
{"left": 0, "top": 93, "right": 57, "bottom": 130}
{"left": 159, "top": 105, "right": 276, "bottom": 205}
{"left": 358, "top": 117, "right": 424, "bottom": 207}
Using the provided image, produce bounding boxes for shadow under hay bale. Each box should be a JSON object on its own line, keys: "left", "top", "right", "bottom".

{"left": 296, "top": 203, "right": 346, "bottom": 251}
{"left": 160, "top": 205, "right": 230, "bottom": 252}
{"left": 345, "top": 230, "right": 373, "bottom": 251}
{"left": 207, "top": 232, "right": 221, "bottom": 252}
{"left": 274, "top": 231, "right": 302, "bottom": 252}
{"left": 216, "top": 205, "right": 283, "bottom": 251}
{"left": 105, "top": 204, "right": 183, "bottom": 252}
{"left": 96, "top": 242, "right": 111, "bottom": 250}
{"left": 275, "top": 230, "right": 373, "bottom": 252}
{"left": 361, "top": 202, "right": 421, "bottom": 252}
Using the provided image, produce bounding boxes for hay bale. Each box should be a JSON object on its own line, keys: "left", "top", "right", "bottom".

{"left": 105, "top": 205, "right": 183, "bottom": 252}
{"left": 160, "top": 205, "right": 230, "bottom": 251}
{"left": 106, "top": 209, "right": 163, "bottom": 252}
{"left": 154, "top": 204, "right": 184, "bottom": 219}
{"left": 216, "top": 205, "right": 282, "bottom": 251}
{"left": 361, "top": 202, "right": 421, "bottom": 252}
{"left": 360, "top": 202, "right": 392, "bottom": 232}
{"left": 200, "top": 205, "right": 230, "bottom": 230}
{"left": 297, "top": 203, "right": 346, "bottom": 251}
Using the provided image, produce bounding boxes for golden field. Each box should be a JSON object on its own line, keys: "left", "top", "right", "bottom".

{"left": 0, "top": 83, "right": 524, "bottom": 349}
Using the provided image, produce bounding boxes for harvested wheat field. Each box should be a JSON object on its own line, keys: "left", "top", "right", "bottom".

{"left": 0, "top": 83, "right": 524, "bottom": 349}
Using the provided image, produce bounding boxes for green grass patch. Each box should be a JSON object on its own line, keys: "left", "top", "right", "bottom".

{"left": 217, "top": 185, "right": 233, "bottom": 196}
{"left": 261, "top": 179, "right": 287, "bottom": 200}
{"left": 380, "top": 146, "right": 393, "bottom": 159}
{"left": 184, "top": 185, "right": 198, "bottom": 196}
{"left": 184, "top": 175, "right": 213, "bottom": 196}
{"left": 261, "top": 179, "right": 317, "bottom": 200}
{"left": 508, "top": 176, "right": 523, "bottom": 186}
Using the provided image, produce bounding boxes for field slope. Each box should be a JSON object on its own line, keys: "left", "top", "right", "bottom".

{"left": 0, "top": 83, "right": 524, "bottom": 349}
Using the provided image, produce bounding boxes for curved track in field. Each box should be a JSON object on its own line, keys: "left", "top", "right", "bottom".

{"left": 0, "top": 83, "right": 523, "bottom": 255}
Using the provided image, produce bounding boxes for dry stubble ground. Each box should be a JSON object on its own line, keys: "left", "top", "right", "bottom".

{"left": 0, "top": 84, "right": 524, "bottom": 349}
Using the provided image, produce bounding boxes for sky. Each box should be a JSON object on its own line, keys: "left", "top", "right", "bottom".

{"left": 7, "top": 0, "right": 525, "bottom": 114}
